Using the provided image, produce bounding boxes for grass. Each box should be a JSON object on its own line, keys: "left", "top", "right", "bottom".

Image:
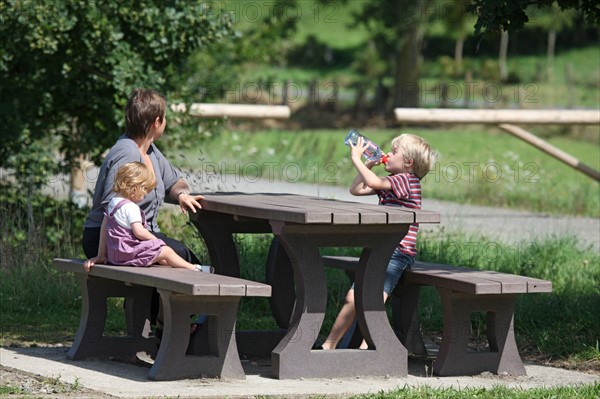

{"left": 172, "top": 125, "right": 600, "bottom": 217}
{"left": 352, "top": 384, "right": 600, "bottom": 398}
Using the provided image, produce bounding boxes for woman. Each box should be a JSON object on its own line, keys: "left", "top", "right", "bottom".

{"left": 83, "top": 88, "right": 203, "bottom": 263}
{"left": 82, "top": 88, "right": 204, "bottom": 333}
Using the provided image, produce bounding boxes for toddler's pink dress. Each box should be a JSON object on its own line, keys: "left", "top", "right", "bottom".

{"left": 106, "top": 199, "right": 166, "bottom": 267}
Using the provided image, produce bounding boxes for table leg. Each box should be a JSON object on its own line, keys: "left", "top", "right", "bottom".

{"left": 392, "top": 282, "right": 428, "bottom": 356}
{"left": 265, "top": 237, "right": 296, "bottom": 328}
{"left": 191, "top": 220, "right": 240, "bottom": 277}
{"left": 193, "top": 215, "right": 295, "bottom": 354}
{"left": 271, "top": 224, "right": 409, "bottom": 379}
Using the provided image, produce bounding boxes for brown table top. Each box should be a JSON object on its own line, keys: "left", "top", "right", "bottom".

{"left": 198, "top": 192, "right": 440, "bottom": 225}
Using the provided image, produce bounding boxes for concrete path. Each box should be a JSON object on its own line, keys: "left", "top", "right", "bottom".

{"left": 1, "top": 347, "right": 598, "bottom": 398}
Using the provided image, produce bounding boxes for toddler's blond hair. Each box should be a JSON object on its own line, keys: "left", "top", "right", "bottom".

{"left": 113, "top": 162, "right": 156, "bottom": 199}
{"left": 391, "top": 134, "right": 437, "bottom": 179}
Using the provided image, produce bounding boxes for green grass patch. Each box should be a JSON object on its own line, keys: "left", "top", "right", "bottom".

{"left": 353, "top": 383, "right": 600, "bottom": 399}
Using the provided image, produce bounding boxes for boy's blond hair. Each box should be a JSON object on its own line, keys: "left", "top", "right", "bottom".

{"left": 391, "top": 134, "right": 437, "bottom": 179}
{"left": 113, "top": 162, "right": 156, "bottom": 199}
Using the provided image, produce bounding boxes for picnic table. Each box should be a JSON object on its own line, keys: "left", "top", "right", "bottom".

{"left": 189, "top": 192, "right": 440, "bottom": 379}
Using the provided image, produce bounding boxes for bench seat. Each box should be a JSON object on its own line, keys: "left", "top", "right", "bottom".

{"left": 53, "top": 258, "right": 271, "bottom": 380}
{"left": 322, "top": 256, "right": 552, "bottom": 376}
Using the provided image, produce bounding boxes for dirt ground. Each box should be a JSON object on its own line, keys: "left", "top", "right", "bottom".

{"left": 0, "top": 364, "right": 115, "bottom": 398}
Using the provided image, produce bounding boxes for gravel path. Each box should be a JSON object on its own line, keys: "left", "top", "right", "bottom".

{"left": 183, "top": 174, "right": 599, "bottom": 252}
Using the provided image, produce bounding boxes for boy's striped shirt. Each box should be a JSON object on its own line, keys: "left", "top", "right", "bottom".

{"left": 376, "top": 173, "right": 421, "bottom": 257}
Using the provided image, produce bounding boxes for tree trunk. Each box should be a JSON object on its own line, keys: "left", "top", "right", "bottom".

{"left": 394, "top": 20, "right": 424, "bottom": 108}
{"left": 374, "top": 79, "right": 388, "bottom": 116}
{"left": 499, "top": 31, "right": 509, "bottom": 82}
{"left": 546, "top": 30, "right": 556, "bottom": 81}
{"left": 454, "top": 33, "right": 465, "bottom": 70}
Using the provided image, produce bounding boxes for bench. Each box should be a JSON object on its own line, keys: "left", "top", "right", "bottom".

{"left": 52, "top": 258, "right": 271, "bottom": 380}
{"left": 322, "top": 256, "right": 552, "bottom": 376}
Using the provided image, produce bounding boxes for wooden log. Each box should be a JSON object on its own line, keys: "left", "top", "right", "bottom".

{"left": 172, "top": 103, "right": 291, "bottom": 119}
{"left": 499, "top": 124, "right": 600, "bottom": 182}
{"left": 394, "top": 108, "right": 600, "bottom": 125}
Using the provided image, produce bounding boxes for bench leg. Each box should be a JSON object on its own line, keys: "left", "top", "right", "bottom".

{"left": 68, "top": 275, "right": 156, "bottom": 360}
{"left": 149, "top": 290, "right": 245, "bottom": 380}
{"left": 433, "top": 288, "right": 526, "bottom": 376}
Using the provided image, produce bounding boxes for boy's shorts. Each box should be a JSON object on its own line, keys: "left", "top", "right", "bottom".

{"left": 351, "top": 248, "right": 415, "bottom": 294}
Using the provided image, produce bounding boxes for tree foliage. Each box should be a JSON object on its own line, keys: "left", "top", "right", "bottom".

{"left": 470, "top": 0, "right": 599, "bottom": 35}
{"left": 0, "top": 0, "right": 234, "bottom": 168}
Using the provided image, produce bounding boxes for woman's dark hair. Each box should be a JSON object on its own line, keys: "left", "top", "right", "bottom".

{"left": 124, "top": 88, "right": 166, "bottom": 139}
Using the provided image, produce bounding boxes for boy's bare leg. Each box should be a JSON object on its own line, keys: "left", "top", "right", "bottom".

{"left": 322, "top": 289, "right": 357, "bottom": 349}
{"left": 323, "top": 290, "right": 390, "bottom": 350}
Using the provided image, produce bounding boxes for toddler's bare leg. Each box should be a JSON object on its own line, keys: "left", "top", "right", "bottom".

{"left": 154, "top": 246, "right": 195, "bottom": 270}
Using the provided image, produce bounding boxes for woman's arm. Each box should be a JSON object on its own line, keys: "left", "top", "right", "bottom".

{"left": 168, "top": 179, "right": 204, "bottom": 214}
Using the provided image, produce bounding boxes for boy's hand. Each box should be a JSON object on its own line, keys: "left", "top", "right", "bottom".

{"left": 349, "top": 136, "right": 369, "bottom": 161}
{"left": 364, "top": 159, "right": 379, "bottom": 169}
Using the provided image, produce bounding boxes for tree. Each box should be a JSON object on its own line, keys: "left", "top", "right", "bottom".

{"left": 0, "top": 0, "right": 235, "bottom": 169}
{"left": 354, "top": 0, "right": 434, "bottom": 109}
{"left": 441, "top": 0, "right": 474, "bottom": 71}
{"left": 469, "top": 0, "right": 599, "bottom": 35}
{"left": 533, "top": 3, "right": 578, "bottom": 81}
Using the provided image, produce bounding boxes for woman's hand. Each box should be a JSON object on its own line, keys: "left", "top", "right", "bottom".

{"left": 178, "top": 192, "right": 204, "bottom": 214}
{"left": 83, "top": 255, "right": 106, "bottom": 272}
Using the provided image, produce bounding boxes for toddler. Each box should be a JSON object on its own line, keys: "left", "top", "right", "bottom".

{"left": 84, "top": 162, "right": 213, "bottom": 273}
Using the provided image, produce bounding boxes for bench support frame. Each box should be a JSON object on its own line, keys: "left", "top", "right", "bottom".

{"left": 433, "top": 288, "right": 525, "bottom": 376}
{"left": 68, "top": 275, "right": 157, "bottom": 360}
{"left": 69, "top": 274, "right": 246, "bottom": 380}
{"left": 323, "top": 257, "right": 538, "bottom": 377}
{"left": 394, "top": 283, "right": 526, "bottom": 376}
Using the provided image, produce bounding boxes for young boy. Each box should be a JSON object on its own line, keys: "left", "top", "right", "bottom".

{"left": 322, "top": 133, "right": 437, "bottom": 350}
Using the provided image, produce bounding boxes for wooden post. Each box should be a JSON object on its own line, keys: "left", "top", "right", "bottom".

{"left": 440, "top": 82, "right": 449, "bottom": 108}
{"left": 565, "top": 63, "right": 575, "bottom": 109}
{"left": 463, "top": 70, "right": 473, "bottom": 108}
{"left": 394, "top": 108, "right": 600, "bottom": 125}
{"left": 282, "top": 80, "right": 291, "bottom": 106}
{"left": 498, "top": 124, "right": 600, "bottom": 182}
{"left": 308, "top": 79, "right": 318, "bottom": 109}
{"left": 172, "top": 103, "right": 291, "bottom": 119}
